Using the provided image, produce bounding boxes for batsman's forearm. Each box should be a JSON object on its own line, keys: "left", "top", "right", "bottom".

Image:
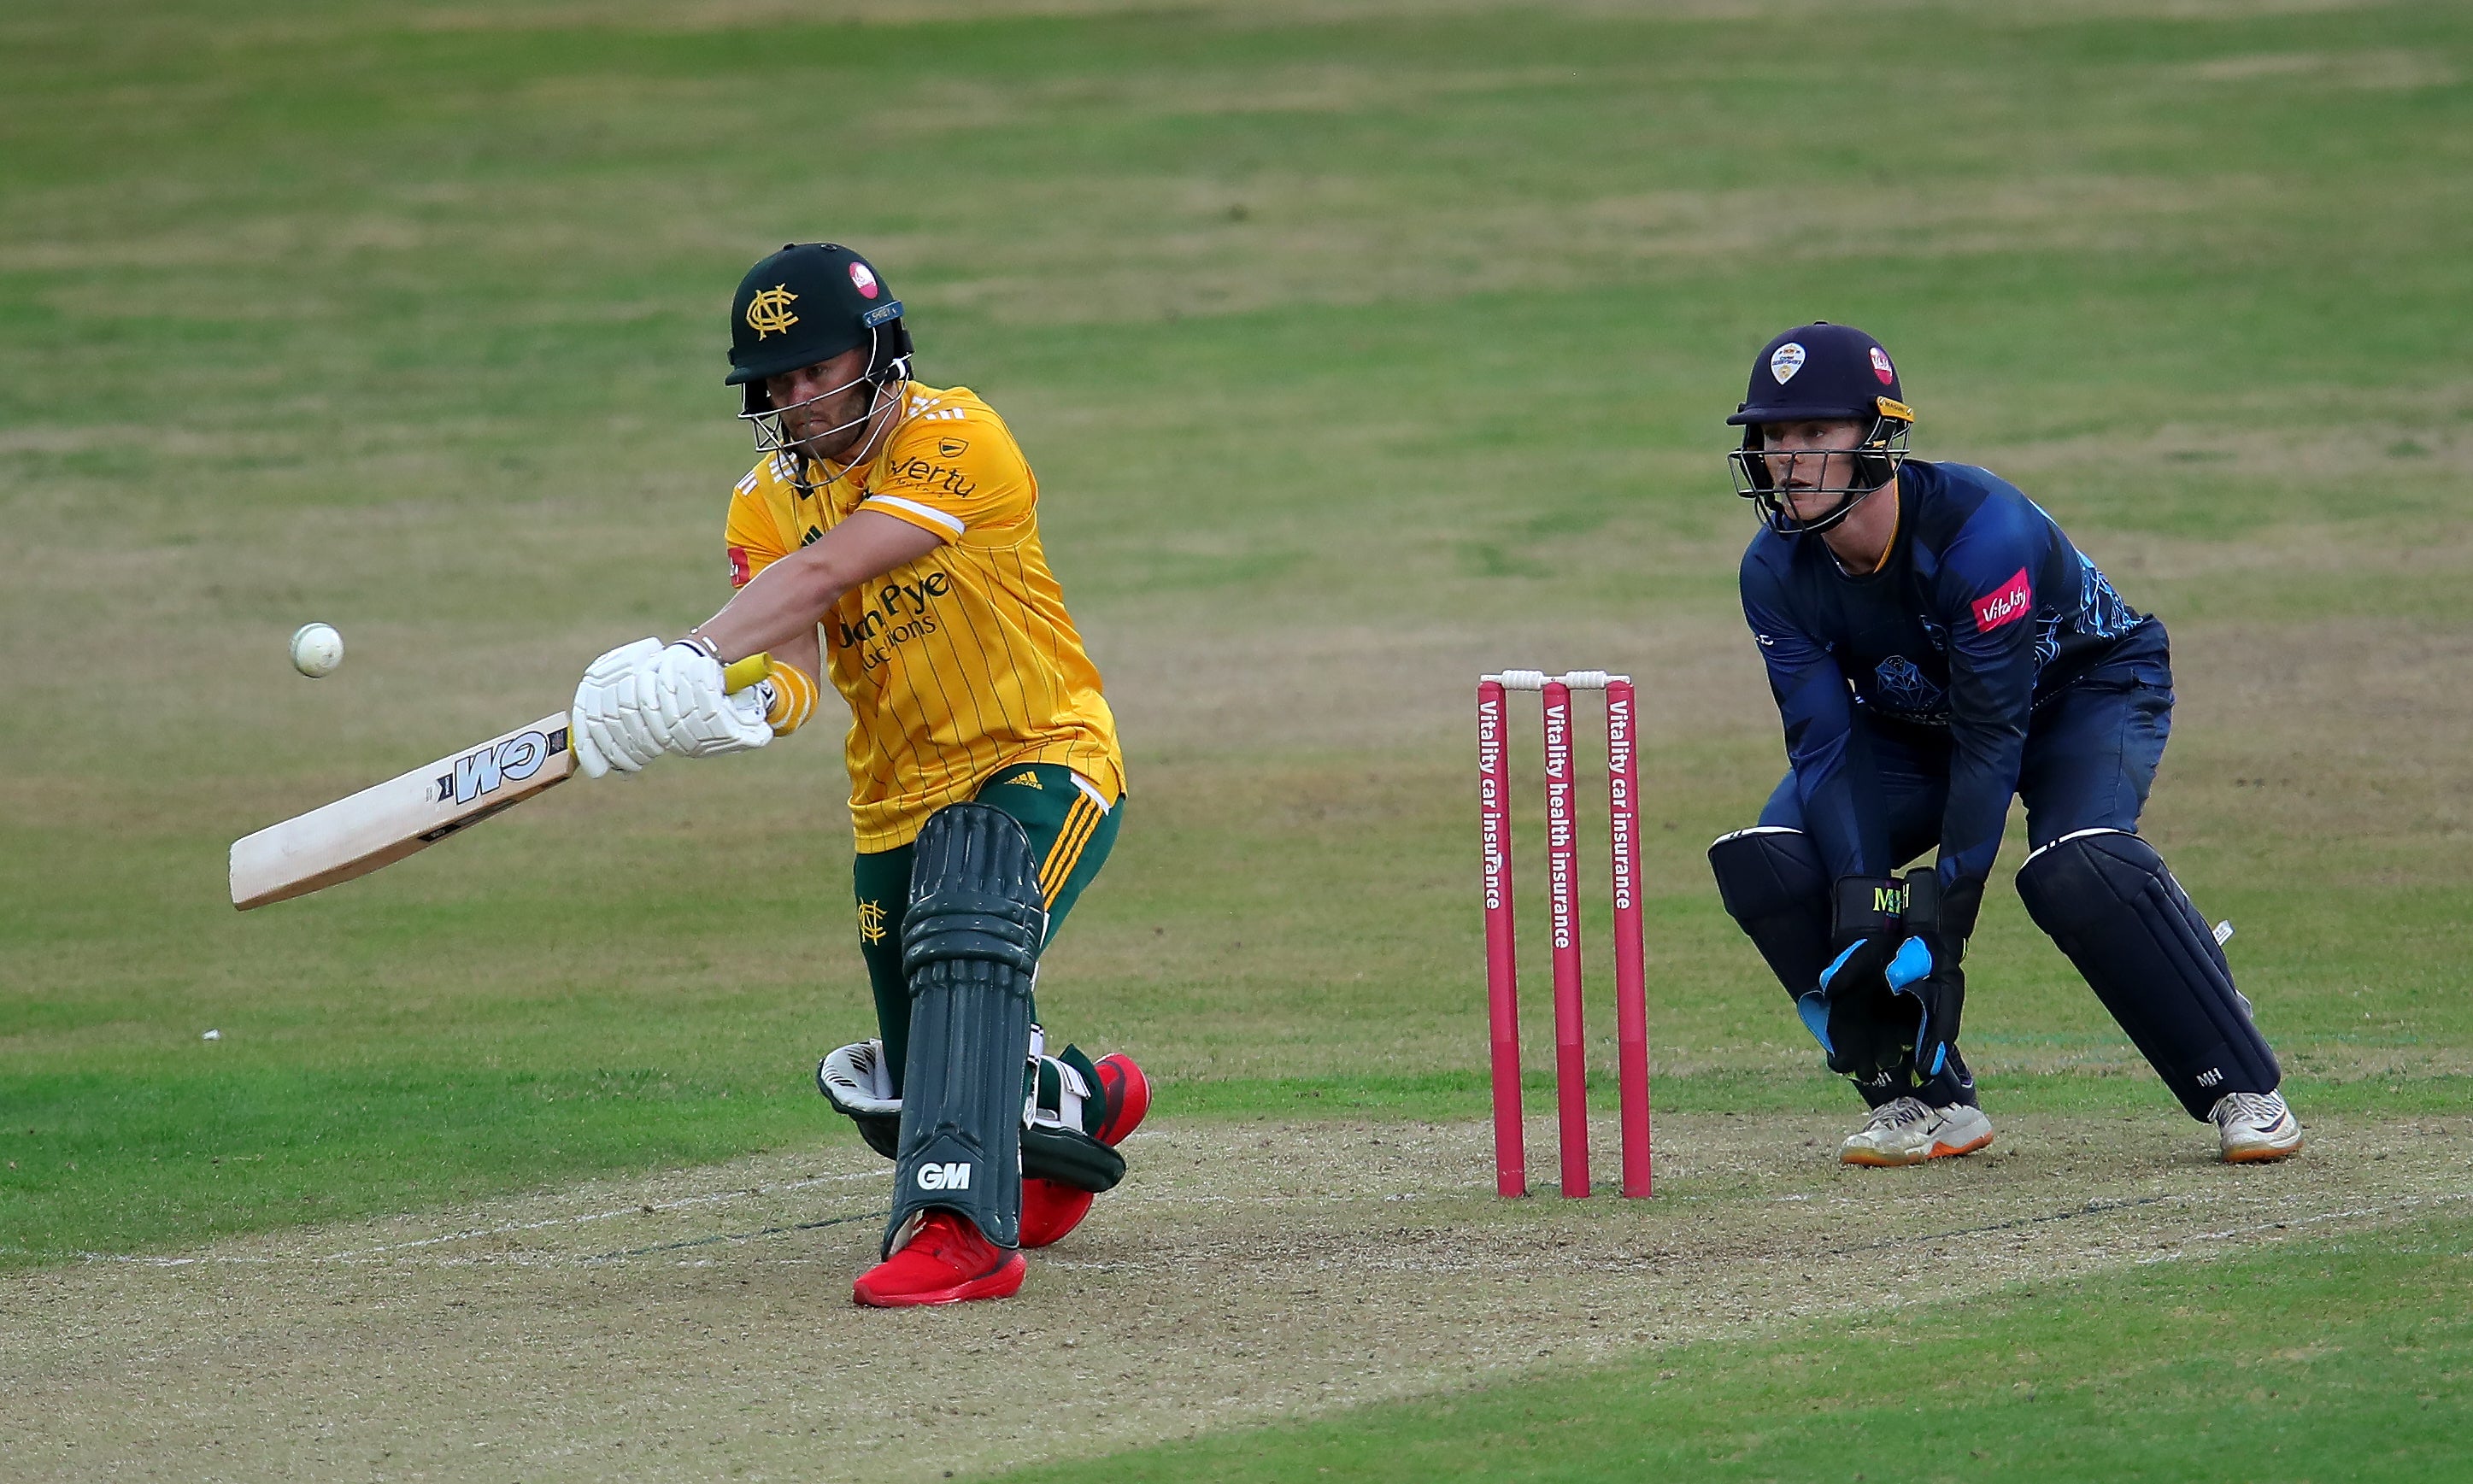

{"left": 694, "top": 560, "right": 847, "bottom": 662}
{"left": 693, "top": 510, "right": 946, "bottom": 661}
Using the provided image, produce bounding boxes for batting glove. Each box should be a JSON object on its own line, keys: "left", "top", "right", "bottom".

{"left": 648, "top": 641, "right": 773, "bottom": 760}
{"left": 571, "top": 637, "right": 669, "bottom": 778}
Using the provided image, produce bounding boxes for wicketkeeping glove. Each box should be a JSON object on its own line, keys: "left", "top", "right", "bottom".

{"left": 1796, "top": 874, "right": 1912, "bottom": 1078}
{"left": 1884, "top": 867, "right": 1981, "bottom": 1082}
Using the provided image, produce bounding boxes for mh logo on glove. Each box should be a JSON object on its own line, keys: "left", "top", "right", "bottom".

{"left": 914, "top": 1161, "right": 973, "bottom": 1191}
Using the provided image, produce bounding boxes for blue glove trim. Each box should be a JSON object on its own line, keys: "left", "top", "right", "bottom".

{"left": 1884, "top": 936, "right": 1934, "bottom": 991}
{"left": 1818, "top": 941, "right": 1865, "bottom": 994}
{"left": 1883, "top": 956, "right": 1941, "bottom": 1075}
{"left": 1795, "top": 989, "right": 1834, "bottom": 1054}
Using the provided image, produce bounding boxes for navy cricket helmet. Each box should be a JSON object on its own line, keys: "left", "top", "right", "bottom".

{"left": 726, "top": 243, "right": 914, "bottom": 455}
{"left": 1724, "top": 323, "right": 1916, "bottom": 536}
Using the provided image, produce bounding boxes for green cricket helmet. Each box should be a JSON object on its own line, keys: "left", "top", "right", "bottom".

{"left": 725, "top": 243, "right": 913, "bottom": 453}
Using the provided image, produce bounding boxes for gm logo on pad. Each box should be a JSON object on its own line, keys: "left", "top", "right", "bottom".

{"left": 914, "top": 1161, "right": 973, "bottom": 1191}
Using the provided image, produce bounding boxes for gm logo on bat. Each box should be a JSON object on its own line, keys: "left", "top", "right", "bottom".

{"left": 434, "top": 727, "right": 567, "bottom": 806}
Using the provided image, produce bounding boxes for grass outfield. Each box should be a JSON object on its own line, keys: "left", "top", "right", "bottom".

{"left": 3, "top": 3, "right": 2470, "bottom": 1467}
{"left": 5, "top": 0, "right": 2469, "bottom": 1255}
{"left": 990, "top": 1211, "right": 2473, "bottom": 1483}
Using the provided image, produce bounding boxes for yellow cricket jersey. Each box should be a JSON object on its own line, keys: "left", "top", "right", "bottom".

{"left": 722, "top": 381, "right": 1125, "bottom": 851}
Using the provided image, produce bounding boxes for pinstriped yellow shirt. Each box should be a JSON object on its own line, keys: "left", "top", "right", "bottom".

{"left": 723, "top": 381, "right": 1125, "bottom": 851}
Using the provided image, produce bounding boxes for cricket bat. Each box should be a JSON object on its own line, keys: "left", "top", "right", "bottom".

{"left": 230, "top": 653, "right": 771, "bottom": 911}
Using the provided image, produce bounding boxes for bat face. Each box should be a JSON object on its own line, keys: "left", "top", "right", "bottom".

{"left": 231, "top": 713, "right": 576, "bottom": 910}
{"left": 424, "top": 723, "right": 569, "bottom": 833}
{"left": 228, "top": 650, "right": 769, "bottom": 911}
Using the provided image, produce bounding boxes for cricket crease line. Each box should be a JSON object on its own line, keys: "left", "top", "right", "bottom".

{"left": 584, "top": 1209, "right": 888, "bottom": 1264}
{"left": 1818, "top": 1194, "right": 2225, "bottom": 1257}
{"left": 2135, "top": 1188, "right": 2473, "bottom": 1264}
{"left": 73, "top": 1170, "right": 886, "bottom": 1267}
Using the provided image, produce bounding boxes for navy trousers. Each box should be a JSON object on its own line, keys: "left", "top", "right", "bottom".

{"left": 1749, "top": 640, "right": 2175, "bottom": 1106}
{"left": 1756, "top": 657, "right": 2174, "bottom": 865}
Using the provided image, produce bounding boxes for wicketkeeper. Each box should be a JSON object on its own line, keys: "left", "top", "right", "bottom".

{"left": 568, "top": 243, "right": 1148, "bottom": 1306}
{"left": 1706, "top": 323, "right": 2300, "bottom": 1167}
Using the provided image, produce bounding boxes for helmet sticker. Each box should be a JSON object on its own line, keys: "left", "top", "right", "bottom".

{"left": 745, "top": 284, "right": 799, "bottom": 338}
{"left": 1871, "top": 346, "right": 1895, "bottom": 384}
{"left": 849, "top": 261, "right": 880, "bottom": 299}
{"left": 1770, "top": 343, "right": 1806, "bottom": 384}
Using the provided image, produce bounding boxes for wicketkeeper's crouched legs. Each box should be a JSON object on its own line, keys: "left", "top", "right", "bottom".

{"left": 1708, "top": 825, "right": 1975, "bottom": 1110}
{"left": 2015, "top": 828, "right": 2279, "bottom": 1119}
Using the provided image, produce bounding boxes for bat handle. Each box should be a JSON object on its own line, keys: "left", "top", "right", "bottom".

{"left": 721, "top": 652, "right": 772, "bottom": 694}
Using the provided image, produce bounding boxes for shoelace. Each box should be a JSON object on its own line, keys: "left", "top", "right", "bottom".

{"left": 2214, "top": 1092, "right": 2286, "bottom": 1129}
{"left": 1866, "top": 1096, "right": 1932, "bottom": 1131}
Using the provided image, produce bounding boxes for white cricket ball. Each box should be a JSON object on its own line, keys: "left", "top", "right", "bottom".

{"left": 290, "top": 622, "right": 344, "bottom": 678}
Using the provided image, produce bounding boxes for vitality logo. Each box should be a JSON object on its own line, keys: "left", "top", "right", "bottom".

{"left": 1973, "top": 568, "right": 2034, "bottom": 632}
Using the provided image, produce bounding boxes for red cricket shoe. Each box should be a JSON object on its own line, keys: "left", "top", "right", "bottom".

{"left": 1018, "top": 1180, "right": 1094, "bottom": 1249}
{"left": 1093, "top": 1052, "right": 1150, "bottom": 1145}
{"left": 851, "top": 1211, "right": 1025, "bottom": 1308}
{"left": 1019, "top": 1052, "right": 1153, "bottom": 1249}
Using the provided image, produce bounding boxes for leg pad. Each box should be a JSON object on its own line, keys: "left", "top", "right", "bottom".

{"left": 817, "top": 1040, "right": 902, "bottom": 1160}
{"left": 1708, "top": 826, "right": 1831, "bottom": 1000}
{"left": 884, "top": 803, "right": 1044, "bottom": 1254}
{"left": 2015, "top": 829, "right": 2277, "bottom": 1118}
{"left": 1022, "top": 1040, "right": 1125, "bottom": 1194}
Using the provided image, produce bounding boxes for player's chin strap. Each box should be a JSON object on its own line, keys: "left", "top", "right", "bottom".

{"left": 1727, "top": 399, "right": 1912, "bottom": 537}
{"left": 779, "top": 367, "right": 911, "bottom": 500}
{"left": 742, "top": 319, "right": 913, "bottom": 474}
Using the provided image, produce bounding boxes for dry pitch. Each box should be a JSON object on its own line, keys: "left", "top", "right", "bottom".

{"left": 6, "top": 1111, "right": 2465, "bottom": 1481}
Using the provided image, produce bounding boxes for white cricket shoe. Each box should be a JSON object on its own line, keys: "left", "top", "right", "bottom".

{"left": 1841, "top": 1096, "right": 1995, "bottom": 1167}
{"left": 2211, "top": 1090, "right": 2302, "bottom": 1163}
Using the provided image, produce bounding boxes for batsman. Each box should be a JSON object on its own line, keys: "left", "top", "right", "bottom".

{"left": 567, "top": 243, "right": 1148, "bottom": 1306}
{"left": 1706, "top": 323, "right": 2300, "bottom": 1168}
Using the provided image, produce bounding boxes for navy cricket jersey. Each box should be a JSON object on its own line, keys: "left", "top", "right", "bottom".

{"left": 1738, "top": 459, "right": 2159, "bottom": 890}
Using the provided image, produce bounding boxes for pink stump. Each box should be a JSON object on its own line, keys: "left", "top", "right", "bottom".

{"left": 1606, "top": 680, "right": 1652, "bottom": 1198}
{"left": 1541, "top": 680, "right": 1590, "bottom": 1199}
{"left": 1477, "top": 680, "right": 1526, "bottom": 1197}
